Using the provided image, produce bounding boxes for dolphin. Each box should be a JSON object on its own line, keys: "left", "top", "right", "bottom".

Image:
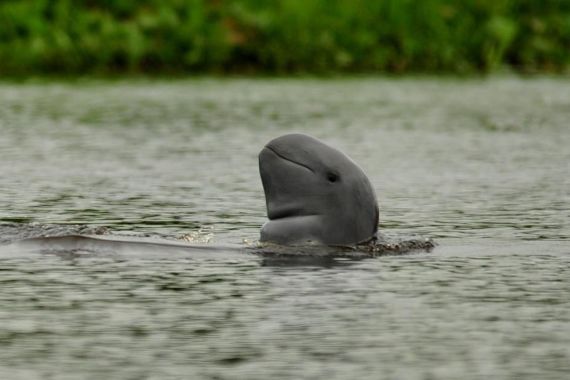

{"left": 259, "top": 133, "right": 379, "bottom": 246}
{"left": 1, "top": 133, "right": 437, "bottom": 258}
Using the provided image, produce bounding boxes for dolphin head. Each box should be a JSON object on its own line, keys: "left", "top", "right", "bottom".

{"left": 259, "top": 133, "right": 379, "bottom": 246}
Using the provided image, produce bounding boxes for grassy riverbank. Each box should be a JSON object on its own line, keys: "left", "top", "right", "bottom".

{"left": 1, "top": 0, "right": 569, "bottom": 76}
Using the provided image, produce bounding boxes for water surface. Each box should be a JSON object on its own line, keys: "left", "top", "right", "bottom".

{"left": 0, "top": 78, "right": 569, "bottom": 379}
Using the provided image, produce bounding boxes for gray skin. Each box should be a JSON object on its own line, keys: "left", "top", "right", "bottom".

{"left": 259, "top": 133, "right": 379, "bottom": 246}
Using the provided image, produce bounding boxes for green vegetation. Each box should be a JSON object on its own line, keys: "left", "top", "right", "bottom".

{"left": 1, "top": 0, "right": 569, "bottom": 75}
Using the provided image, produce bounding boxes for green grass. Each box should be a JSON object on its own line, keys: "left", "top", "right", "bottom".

{"left": 1, "top": 0, "right": 569, "bottom": 75}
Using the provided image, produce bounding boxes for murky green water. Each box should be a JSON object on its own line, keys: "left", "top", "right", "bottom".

{"left": 1, "top": 78, "right": 569, "bottom": 379}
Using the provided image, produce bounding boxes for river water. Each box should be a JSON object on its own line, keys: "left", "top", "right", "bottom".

{"left": 0, "top": 78, "right": 569, "bottom": 379}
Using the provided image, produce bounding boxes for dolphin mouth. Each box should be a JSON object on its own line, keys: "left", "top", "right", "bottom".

{"left": 268, "top": 201, "right": 320, "bottom": 220}
{"left": 263, "top": 145, "right": 315, "bottom": 174}
{"left": 268, "top": 207, "right": 306, "bottom": 220}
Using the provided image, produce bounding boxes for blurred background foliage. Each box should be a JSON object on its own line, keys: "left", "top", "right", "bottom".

{"left": 0, "top": 0, "right": 569, "bottom": 75}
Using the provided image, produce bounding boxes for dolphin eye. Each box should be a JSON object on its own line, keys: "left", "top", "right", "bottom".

{"left": 326, "top": 172, "right": 339, "bottom": 183}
